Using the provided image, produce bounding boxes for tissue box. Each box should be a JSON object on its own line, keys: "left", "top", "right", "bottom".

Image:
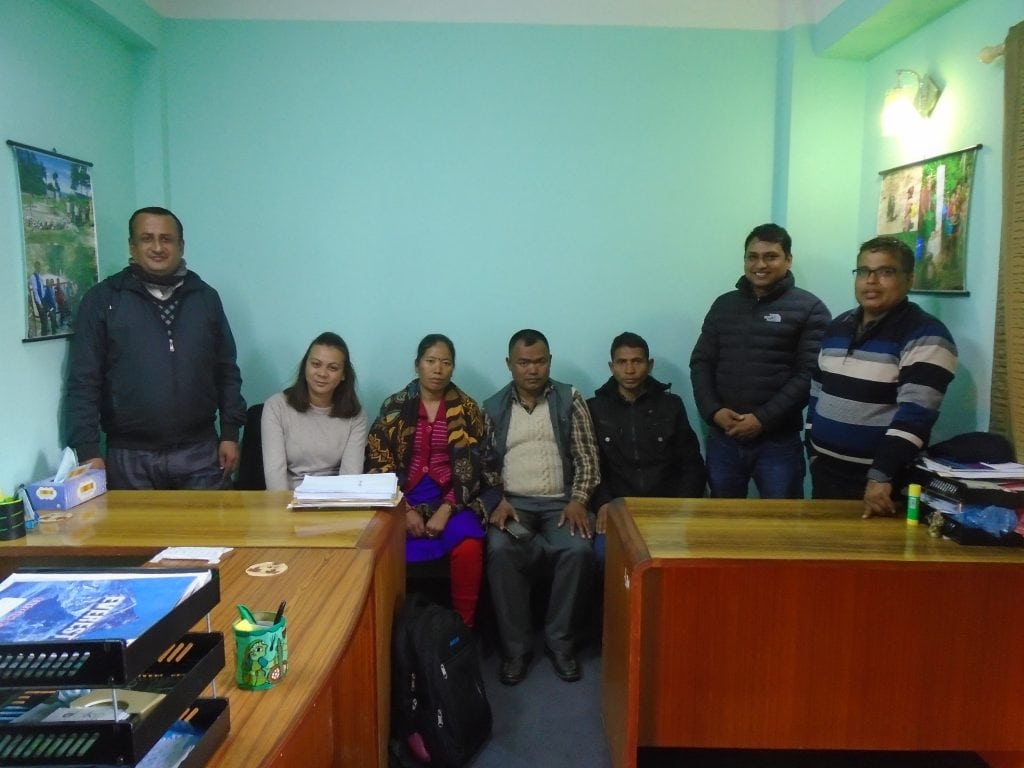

{"left": 27, "top": 464, "right": 107, "bottom": 510}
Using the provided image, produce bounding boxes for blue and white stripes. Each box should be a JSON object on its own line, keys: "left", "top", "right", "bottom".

{"left": 806, "top": 300, "right": 957, "bottom": 480}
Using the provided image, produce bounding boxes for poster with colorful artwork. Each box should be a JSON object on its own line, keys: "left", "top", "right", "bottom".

{"left": 8, "top": 141, "right": 99, "bottom": 341}
{"left": 877, "top": 144, "right": 980, "bottom": 294}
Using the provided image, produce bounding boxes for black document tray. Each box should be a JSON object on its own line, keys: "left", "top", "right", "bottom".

{"left": 174, "top": 698, "right": 231, "bottom": 768}
{"left": 0, "top": 633, "right": 225, "bottom": 766}
{"left": 0, "top": 568, "right": 220, "bottom": 687}
{"left": 0, "top": 697, "right": 229, "bottom": 767}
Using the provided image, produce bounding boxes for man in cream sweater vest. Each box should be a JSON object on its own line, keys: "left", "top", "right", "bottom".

{"left": 484, "top": 329, "right": 600, "bottom": 686}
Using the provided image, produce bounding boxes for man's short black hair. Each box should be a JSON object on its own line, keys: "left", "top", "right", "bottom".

{"left": 129, "top": 206, "right": 184, "bottom": 240}
{"left": 744, "top": 223, "right": 791, "bottom": 257}
{"left": 858, "top": 236, "right": 915, "bottom": 274}
{"left": 508, "top": 328, "right": 549, "bottom": 355}
{"left": 610, "top": 331, "right": 649, "bottom": 360}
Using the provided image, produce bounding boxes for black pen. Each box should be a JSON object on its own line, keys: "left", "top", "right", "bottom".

{"left": 273, "top": 600, "right": 286, "bottom": 625}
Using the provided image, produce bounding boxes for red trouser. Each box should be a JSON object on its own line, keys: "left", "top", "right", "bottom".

{"left": 449, "top": 538, "right": 483, "bottom": 628}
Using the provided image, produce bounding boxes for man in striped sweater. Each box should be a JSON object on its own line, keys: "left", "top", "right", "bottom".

{"left": 806, "top": 236, "right": 958, "bottom": 518}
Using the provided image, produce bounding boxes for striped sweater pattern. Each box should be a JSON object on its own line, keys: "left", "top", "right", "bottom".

{"left": 805, "top": 300, "right": 957, "bottom": 480}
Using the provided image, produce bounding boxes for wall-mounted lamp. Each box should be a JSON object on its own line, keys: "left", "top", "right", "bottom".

{"left": 882, "top": 69, "right": 942, "bottom": 136}
{"left": 979, "top": 43, "right": 1004, "bottom": 64}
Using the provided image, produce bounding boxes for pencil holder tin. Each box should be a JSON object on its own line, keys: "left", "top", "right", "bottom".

{"left": 234, "top": 610, "right": 288, "bottom": 690}
{"left": 0, "top": 498, "right": 26, "bottom": 541}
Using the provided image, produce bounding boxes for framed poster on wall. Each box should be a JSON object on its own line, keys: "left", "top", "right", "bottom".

{"left": 8, "top": 140, "right": 99, "bottom": 341}
{"left": 876, "top": 144, "right": 980, "bottom": 295}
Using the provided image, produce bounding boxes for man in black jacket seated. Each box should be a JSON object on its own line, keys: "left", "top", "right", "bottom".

{"left": 65, "top": 206, "right": 246, "bottom": 490}
{"left": 690, "top": 223, "right": 830, "bottom": 499}
{"left": 588, "top": 332, "right": 706, "bottom": 555}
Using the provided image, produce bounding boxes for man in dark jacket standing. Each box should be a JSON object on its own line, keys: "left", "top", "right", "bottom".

{"left": 689, "top": 223, "right": 829, "bottom": 498}
{"left": 65, "top": 206, "right": 246, "bottom": 490}
{"left": 588, "top": 332, "right": 705, "bottom": 541}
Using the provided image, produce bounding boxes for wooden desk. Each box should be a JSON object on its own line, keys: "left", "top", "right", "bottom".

{"left": 602, "top": 498, "right": 1024, "bottom": 768}
{"left": 202, "top": 546, "right": 375, "bottom": 767}
{"left": 0, "top": 491, "right": 405, "bottom": 768}
{"left": 10, "top": 491, "right": 384, "bottom": 551}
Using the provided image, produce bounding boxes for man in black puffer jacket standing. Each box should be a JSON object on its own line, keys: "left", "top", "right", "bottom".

{"left": 689, "top": 223, "right": 829, "bottom": 499}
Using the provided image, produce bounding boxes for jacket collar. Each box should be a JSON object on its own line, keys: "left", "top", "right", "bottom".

{"left": 114, "top": 265, "right": 199, "bottom": 296}
{"left": 735, "top": 269, "right": 794, "bottom": 301}
{"left": 595, "top": 374, "right": 671, "bottom": 403}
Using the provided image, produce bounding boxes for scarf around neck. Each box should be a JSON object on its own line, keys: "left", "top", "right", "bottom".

{"left": 129, "top": 258, "right": 188, "bottom": 288}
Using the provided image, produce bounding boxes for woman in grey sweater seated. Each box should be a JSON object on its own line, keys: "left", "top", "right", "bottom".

{"left": 262, "top": 331, "right": 368, "bottom": 490}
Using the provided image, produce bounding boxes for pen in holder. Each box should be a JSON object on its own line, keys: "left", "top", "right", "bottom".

{"left": 233, "top": 609, "right": 288, "bottom": 690}
{"left": 0, "top": 496, "right": 26, "bottom": 541}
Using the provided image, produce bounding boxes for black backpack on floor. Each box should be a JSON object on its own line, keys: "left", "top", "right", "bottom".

{"left": 391, "top": 593, "right": 492, "bottom": 767}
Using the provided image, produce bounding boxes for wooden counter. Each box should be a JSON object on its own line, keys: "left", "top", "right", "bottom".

{"left": 8, "top": 491, "right": 383, "bottom": 551}
{"left": 0, "top": 491, "right": 406, "bottom": 768}
{"left": 602, "top": 498, "right": 1024, "bottom": 768}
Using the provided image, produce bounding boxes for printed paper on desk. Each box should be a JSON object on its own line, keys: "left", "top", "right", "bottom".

{"left": 0, "top": 570, "right": 212, "bottom": 645}
{"left": 151, "top": 547, "right": 233, "bottom": 564}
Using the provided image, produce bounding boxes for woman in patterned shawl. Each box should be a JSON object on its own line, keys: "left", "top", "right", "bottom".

{"left": 365, "top": 334, "right": 502, "bottom": 628}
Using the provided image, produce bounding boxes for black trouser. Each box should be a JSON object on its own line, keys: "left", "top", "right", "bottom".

{"left": 107, "top": 439, "right": 229, "bottom": 490}
{"left": 810, "top": 455, "right": 905, "bottom": 501}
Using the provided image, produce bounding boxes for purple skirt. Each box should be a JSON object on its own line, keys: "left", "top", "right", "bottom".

{"left": 405, "top": 476, "right": 485, "bottom": 563}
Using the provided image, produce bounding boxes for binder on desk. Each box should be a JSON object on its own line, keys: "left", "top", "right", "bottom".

{"left": 918, "top": 474, "right": 1024, "bottom": 510}
{"left": 913, "top": 458, "right": 1024, "bottom": 511}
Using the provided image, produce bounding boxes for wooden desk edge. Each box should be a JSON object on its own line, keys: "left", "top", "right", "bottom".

{"left": 0, "top": 497, "right": 406, "bottom": 768}
{"left": 603, "top": 498, "right": 653, "bottom": 768}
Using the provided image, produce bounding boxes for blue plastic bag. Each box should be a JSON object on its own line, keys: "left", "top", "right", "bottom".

{"left": 959, "top": 505, "right": 1019, "bottom": 536}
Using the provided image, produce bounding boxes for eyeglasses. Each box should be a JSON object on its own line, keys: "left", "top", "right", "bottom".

{"left": 852, "top": 266, "right": 904, "bottom": 280}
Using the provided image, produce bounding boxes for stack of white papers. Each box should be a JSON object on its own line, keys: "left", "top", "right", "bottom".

{"left": 919, "top": 457, "right": 1024, "bottom": 479}
{"left": 290, "top": 473, "right": 402, "bottom": 509}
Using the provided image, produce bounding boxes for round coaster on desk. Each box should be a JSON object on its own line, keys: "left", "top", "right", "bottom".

{"left": 245, "top": 561, "right": 288, "bottom": 577}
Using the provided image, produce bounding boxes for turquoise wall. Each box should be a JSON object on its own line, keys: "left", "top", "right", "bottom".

{"left": 774, "top": 24, "right": 867, "bottom": 321}
{"left": 0, "top": 0, "right": 1019, "bottom": 492}
{"left": 156, "top": 21, "right": 781, "bottom": 415}
{"left": 0, "top": 0, "right": 140, "bottom": 491}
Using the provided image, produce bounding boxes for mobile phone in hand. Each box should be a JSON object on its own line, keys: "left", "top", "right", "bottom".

{"left": 504, "top": 519, "right": 533, "bottom": 541}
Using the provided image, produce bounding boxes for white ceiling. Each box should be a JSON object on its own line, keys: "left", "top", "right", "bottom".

{"left": 143, "top": 0, "right": 846, "bottom": 30}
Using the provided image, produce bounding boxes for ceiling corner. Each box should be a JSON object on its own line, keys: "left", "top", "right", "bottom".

{"left": 812, "top": 0, "right": 968, "bottom": 60}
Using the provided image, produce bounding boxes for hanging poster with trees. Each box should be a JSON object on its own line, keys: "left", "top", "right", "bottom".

{"left": 8, "top": 140, "right": 99, "bottom": 341}
{"left": 876, "top": 144, "right": 980, "bottom": 295}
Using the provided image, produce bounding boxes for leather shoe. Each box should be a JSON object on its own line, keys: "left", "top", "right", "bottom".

{"left": 546, "top": 648, "right": 581, "bottom": 682}
{"left": 499, "top": 654, "right": 530, "bottom": 686}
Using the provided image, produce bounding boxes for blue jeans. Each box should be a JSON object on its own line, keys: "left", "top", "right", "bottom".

{"left": 706, "top": 430, "right": 805, "bottom": 499}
